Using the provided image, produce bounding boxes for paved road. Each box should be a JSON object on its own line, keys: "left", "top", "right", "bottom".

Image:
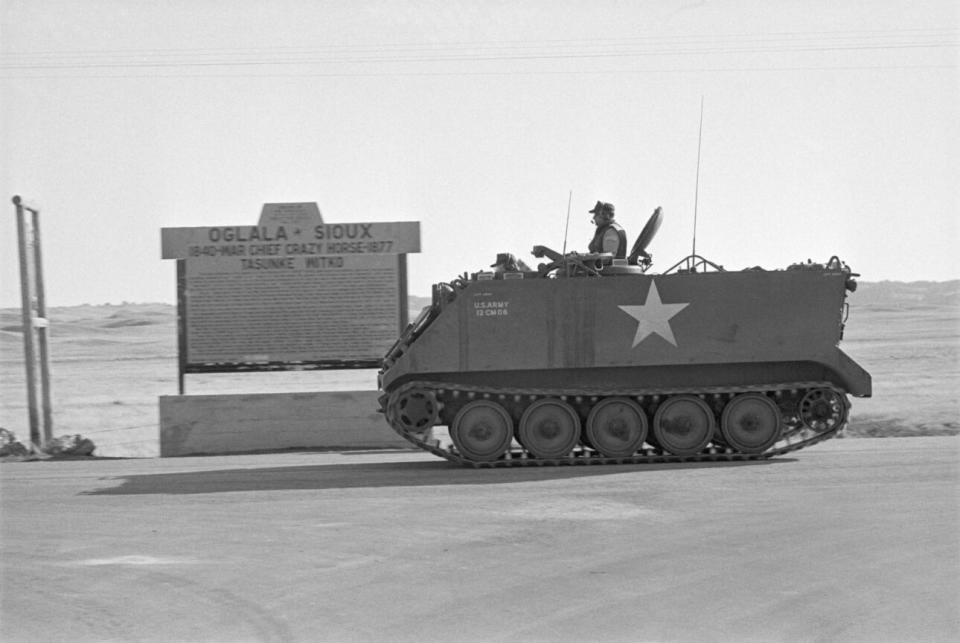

{"left": 2, "top": 437, "right": 958, "bottom": 642}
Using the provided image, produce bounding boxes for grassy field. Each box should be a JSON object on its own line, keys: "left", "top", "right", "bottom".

{"left": 1, "top": 284, "right": 957, "bottom": 457}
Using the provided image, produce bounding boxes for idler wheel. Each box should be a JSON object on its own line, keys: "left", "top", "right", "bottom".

{"left": 720, "top": 393, "right": 782, "bottom": 454}
{"left": 585, "top": 397, "right": 648, "bottom": 458}
{"left": 517, "top": 398, "right": 581, "bottom": 459}
{"left": 652, "top": 395, "right": 715, "bottom": 456}
{"left": 391, "top": 389, "right": 440, "bottom": 434}
{"left": 450, "top": 400, "right": 513, "bottom": 462}
{"left": 799, "top": 388, "right": 847, "bottom": 433}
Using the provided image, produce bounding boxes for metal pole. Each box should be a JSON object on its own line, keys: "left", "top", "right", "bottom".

{"left": 561, "top": 190, "right": 573, "bottom": 278}
{"left": 176, "top": 259, "right": 187, "bottom": 395}
{"left": 397, "top": 254, "right": 409, "bottom": 329}
{"left": 691, "top": 96, "right": 704, "bottom": 260}
{"left": 13, "top": 195, "right": 41, "bottom": 446}
{"left": 561, "top": 190, "right": 572, "bottom": 257}
{"left": 30, "top": 206, "right": 54, "bottom": 443}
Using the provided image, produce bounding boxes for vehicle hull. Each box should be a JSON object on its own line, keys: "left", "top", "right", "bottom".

{"left": 381, "top": 269, "right": 872, "bottom": 397}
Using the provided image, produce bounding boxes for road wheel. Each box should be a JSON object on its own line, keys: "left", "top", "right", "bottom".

{"left": 585, "top": 397, "right": 647, "bottom": 457}
{"left": 450, "top": 400, "right": 513, "bottom": 462}
{"left": 652, "top": 395, "right": 714, "bottom": 456}
{"left": 721, "top": 393, "right": 782, "bottom": 454}
{"left": 517, "top": 398, "right": 580, "bottom": 459}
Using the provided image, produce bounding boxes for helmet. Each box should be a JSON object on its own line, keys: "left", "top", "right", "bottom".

{"left": 589, "top": 201, "right": 615, "bottom": 218}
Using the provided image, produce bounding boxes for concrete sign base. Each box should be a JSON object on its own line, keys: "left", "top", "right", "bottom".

{"left": 159, "top": 391, "right": 408, "bottom": 457}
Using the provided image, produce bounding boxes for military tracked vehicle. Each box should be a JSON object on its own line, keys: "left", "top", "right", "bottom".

{"left": 378, "top": 209, "right": 872, "bottom": 467}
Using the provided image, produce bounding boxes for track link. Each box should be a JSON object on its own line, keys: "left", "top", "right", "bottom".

{"left": 382, "top": 380, "right": 850, "bottom": 468}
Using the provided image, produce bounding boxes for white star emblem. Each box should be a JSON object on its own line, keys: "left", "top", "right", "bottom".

{"left": 618, "top": 281, "right": 689, "bottom": 348}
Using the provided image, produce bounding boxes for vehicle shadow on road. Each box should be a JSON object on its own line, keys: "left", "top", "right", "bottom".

{"left": 83, "top": 457, "right": 793, "bottom": 495}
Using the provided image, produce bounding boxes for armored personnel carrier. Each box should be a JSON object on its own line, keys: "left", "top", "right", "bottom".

{"left": 378, "top": 209, "right": 871, "bottom": 467}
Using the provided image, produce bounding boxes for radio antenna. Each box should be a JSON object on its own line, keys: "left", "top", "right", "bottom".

{"left": 692, "top": 96, "right": 704, "bottom": 258}
{"left": 561, "top": 189, "right": 573, "bottom": 257}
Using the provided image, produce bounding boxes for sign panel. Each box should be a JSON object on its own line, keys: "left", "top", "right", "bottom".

{"left": 258, "top": 202, "right": 323, "bottom": 226}
{"left": 161, "top": 209, "right": 419, "bottom": 376}
{"left": 183, "top": 253, "right": 402, "bottom": 364}
{"left": 161, "top": 221, "right": 420, "bottom": 259}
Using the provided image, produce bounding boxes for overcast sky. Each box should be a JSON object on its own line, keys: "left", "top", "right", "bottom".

{"left": 1, "top": 0, "right": 957, "bottom": 306}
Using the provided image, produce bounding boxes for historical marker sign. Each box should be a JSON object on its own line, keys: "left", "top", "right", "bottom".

{"left": 161, "top": 204, "right": 420, "bottom": 382}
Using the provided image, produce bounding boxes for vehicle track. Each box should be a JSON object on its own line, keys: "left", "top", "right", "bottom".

{"left": 383, "top": 379, "right": 848, "bottom": 468}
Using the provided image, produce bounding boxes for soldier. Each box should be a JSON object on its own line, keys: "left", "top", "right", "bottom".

{"left": 588, "top": 201, "right": 627, "bottom": 259}
{"left": 490, "top": 252, "right": 531, "bottom": 273}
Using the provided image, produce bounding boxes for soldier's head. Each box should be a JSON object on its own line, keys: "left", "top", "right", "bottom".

{"left": 490, "top": 252, "right": 530, "bottom": 273}
{"left": 491, "top": 252, "right": 518, "bottom": 273}
{"left": 589, "top": 201, "right": 615, "bottom": 226}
